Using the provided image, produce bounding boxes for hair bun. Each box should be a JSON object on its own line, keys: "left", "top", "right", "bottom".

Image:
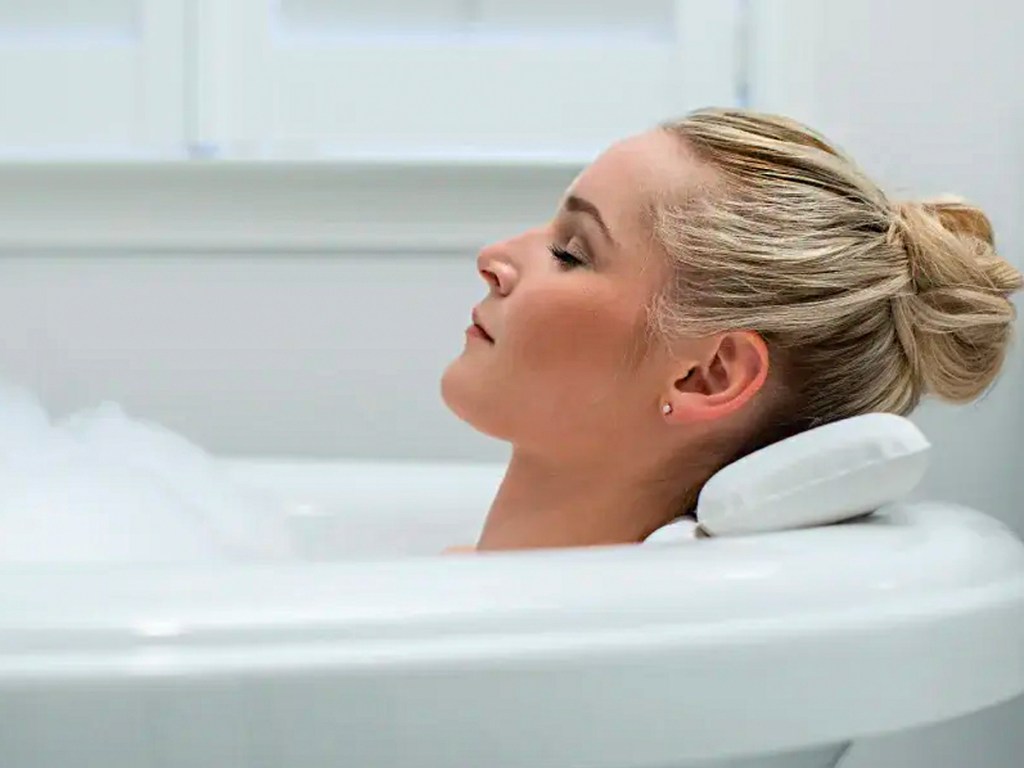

{"left": 888, "top": 197, "right": 1022, "bottom": 404}
{"left": 916, "top": 197, "right": 995, "bottom": 245}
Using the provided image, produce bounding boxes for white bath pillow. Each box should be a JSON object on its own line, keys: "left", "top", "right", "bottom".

{"left": 694, "top": 413, "right": 930, "bottom": 537}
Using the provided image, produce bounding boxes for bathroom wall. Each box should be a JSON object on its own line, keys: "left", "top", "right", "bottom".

{"left": 0, "top": 160, "right": 570, "bottom": 463}
{"left": 0, "top": 249, "right": 507, "bottom": 460}
{"left": 750, "top": 2, "right": 1024, "bottom": 767}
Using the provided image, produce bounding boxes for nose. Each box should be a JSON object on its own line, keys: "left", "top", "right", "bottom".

{"left": 476, "top": 241, "right": 517, "bottom": 296}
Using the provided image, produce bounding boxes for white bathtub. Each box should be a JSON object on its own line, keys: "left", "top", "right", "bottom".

{"left": 0, "top": 458, "right": 1021, "bottom": 768}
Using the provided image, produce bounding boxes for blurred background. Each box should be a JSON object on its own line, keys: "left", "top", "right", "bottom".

{"left": 0, "top": 1, "right": 1020, "bottom": 765}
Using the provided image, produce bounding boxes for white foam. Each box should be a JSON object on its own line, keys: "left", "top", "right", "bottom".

{"left": 0, "top": 383, "right": 294, "bottom": 563}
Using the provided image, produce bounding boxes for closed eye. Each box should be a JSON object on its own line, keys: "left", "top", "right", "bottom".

{"left": 549, "top": 244, "right": 586, "bottom": 269}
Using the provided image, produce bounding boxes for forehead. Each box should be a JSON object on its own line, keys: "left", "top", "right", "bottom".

{"left": 568, "top": 129, "right": 701, "bottom": 237}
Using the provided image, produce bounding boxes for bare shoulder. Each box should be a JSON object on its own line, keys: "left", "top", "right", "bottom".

{"left": 441, "top": 545, "right": 477, "bottom": 555}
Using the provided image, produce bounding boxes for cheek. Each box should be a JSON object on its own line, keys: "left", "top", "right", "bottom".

{"left": 504, "top": 283, "right": 646, "bottom": 396}
{"left": 440, "top": 280, "right": 656, "bottom": 444}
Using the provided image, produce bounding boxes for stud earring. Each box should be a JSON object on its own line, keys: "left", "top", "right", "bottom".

{"left": 662, "top": 403, "right": 673, "bottom": 415}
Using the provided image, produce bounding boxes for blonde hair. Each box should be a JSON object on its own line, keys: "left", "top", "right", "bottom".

{"left": 653, "top": 108, "right": 1022, "bottom": 444}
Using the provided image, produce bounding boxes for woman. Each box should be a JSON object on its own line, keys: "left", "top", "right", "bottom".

{"left": 441, "top": 108, "right": 1022, "bottom": 552}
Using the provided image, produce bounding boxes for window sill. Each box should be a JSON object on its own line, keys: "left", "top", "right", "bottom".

{"left": 0, "top": 154, "right": 586, "bottom": 255}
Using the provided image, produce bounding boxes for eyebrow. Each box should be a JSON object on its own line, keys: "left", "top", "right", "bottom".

{"left": 564, "top": 194, "right": 616, "bottom": 246}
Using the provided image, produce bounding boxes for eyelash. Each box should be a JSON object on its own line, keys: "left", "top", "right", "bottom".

{"left": 548, "top": 244, "right": 586, "bottom": 269}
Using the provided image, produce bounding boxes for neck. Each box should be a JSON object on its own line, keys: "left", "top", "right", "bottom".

{"left": 476, "top": 449, "right": 703, "bottom": 551}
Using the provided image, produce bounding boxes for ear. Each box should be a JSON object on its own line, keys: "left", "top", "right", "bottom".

{"left": 663, "top": 332, "right": 769, "bottom": 423}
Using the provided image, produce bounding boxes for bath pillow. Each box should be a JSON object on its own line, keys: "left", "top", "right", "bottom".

{"left": 694, "top": 413, "right": 930, "bottom": 537}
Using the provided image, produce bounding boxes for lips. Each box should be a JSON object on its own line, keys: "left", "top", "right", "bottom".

{"left": 471, "top": 308, "right": 495, "bottom": 342}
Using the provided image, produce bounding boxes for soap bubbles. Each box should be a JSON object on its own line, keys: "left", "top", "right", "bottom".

{"left": 0, "top": 383, "right": 293, "bottom": 563}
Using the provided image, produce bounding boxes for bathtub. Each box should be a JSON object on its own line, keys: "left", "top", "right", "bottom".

{"left": 0, "top": 458, "right": 1021, "bottom": 768}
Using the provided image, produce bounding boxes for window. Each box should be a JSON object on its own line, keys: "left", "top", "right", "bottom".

{"left": 0, "top": 1, "right": 744, "bottom": 253}
{"left": 0, "top": 0, "right": 743, "bottom": 161}
{"left": 199, "top": 0, "right": 741, "bottom": 160}
{"left": 0, "top": 0, "right": 185, "bottom": 157}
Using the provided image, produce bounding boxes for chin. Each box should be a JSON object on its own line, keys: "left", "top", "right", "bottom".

{"left": 440, "top": 360, "right": 510, "bottom": 441}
